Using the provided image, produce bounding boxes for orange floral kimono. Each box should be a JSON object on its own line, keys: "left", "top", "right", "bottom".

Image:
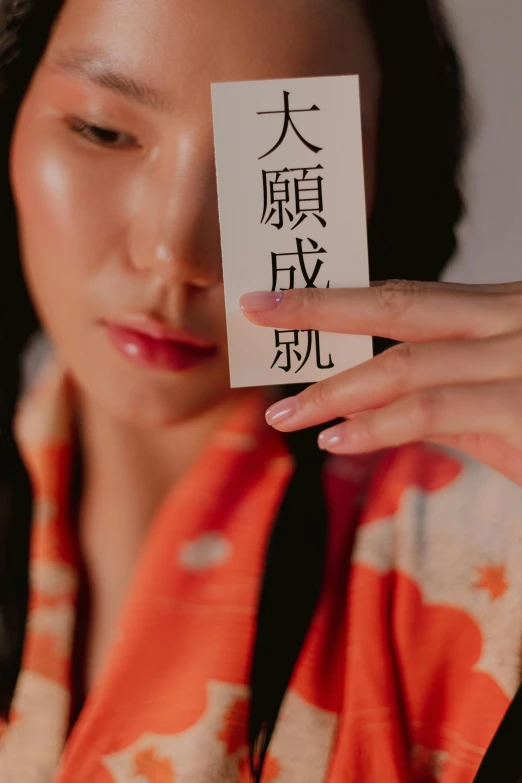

{"left": 2, "top": 338, "right": 522, "bottom": 783}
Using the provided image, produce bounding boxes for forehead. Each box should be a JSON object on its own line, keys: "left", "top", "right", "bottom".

{"left": 41, "top": 0, "right": 380, "bottom": 121}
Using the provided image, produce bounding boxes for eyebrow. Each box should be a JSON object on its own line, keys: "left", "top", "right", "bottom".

{"left": 48, "top": 48, "right": 176, "bottom": 113}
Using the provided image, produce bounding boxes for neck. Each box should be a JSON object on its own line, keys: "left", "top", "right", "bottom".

{"left": 73, "top": 388, "right": 248, "bottom": 554}
{"left": 68, "top": 386, "right": 253, "bottom": 696}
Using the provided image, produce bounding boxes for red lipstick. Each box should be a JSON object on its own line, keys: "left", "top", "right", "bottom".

{"left": 102, "top": 317, "right": 217, "bottom": 372}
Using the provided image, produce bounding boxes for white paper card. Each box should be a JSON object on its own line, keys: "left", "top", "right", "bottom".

{"left": 211, "top": 74, "right": 373, "bottom": 388}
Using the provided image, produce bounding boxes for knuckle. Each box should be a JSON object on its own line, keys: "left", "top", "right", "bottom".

{"left": 289, "top": 286, "right": 323, "bottom": 313}
{"left": 513, "top": 380, "right": 522, "bottom": 407}
{"left": 500, "top": 291, "right": 522, "bottom": 332}
{"left": 499, "top": 380, "right": 522, "bottom": 424}
{"left": 500, "top": 332, "right": 522, "bottom": 376}
{"left": 411, "top": 388, "right": 442, "bottom": 432}
{"left": 474, "top": 292, "right": 522, "bottom": 338}
{"left": 496, "top": 282, "right": 522, "bottom": 295}
{"left": 358, "top": 411, "right": 379, "bottom": 441}
{"left": 373, "top": 279, "right": 423, "bottom": 320}
{"left": 379, "top": 343, "right": 415, "bottom": 389}
{"left": 299, "top": 381, "right": 323, "bottom": 411}
{"left": 299, "top": 375, "right": 335, "bottom": 412}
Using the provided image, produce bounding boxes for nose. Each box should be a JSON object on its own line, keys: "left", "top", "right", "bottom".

{"left": 128, "top": 132, "right": 222, "bottom": 288}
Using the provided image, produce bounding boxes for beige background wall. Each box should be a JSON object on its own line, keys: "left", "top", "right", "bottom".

{"left": 443, "top": 0, "right": 522, "bottom": 283}
{"left": 1, "top": 0, "right": 519, "bottom": 284}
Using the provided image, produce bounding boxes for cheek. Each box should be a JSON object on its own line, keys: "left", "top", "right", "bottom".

{"left": 9, "top": 108, "right": 123, "bottom": 320}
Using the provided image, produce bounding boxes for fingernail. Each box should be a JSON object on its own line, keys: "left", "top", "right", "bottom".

{"left": 240, "top": 291, "right": 284, "bottom": 313}
{"left": 265, "top": 397, "right": 296, "bottom": 426}
{"left": 318, "top": 423, "right": 345, "bottom": 450}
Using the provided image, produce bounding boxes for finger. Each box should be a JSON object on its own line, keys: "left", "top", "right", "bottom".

{"left": 264, "top": 331, "right": 522, "bottom": 432}
{"left": 239, "top": 280, "right": 522, "bottom": 342}
{"left": 315, "top": 379, "right": 522, "bottom": 454}
{"left": 370, "top": 279, "right": 522, "bottom": 294}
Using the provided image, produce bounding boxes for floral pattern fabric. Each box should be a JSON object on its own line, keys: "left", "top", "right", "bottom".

{"left": 1, "top": 346, "right": 522, "bottom": 782}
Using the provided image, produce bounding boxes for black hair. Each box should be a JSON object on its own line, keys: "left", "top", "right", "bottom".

{"left": 0, "top": 1, "right": 467, "bottom": 780}
{"left": 252, "top": 1, "right": 467, "bottom": 777}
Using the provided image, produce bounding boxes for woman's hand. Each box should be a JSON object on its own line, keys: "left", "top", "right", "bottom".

{"left": 239, "top": 280, "right": 522, "bottom": 485}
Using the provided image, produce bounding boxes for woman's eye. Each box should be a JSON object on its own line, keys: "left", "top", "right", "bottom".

{"left": 67, "top": 117, "right": 140, "bottom": 150}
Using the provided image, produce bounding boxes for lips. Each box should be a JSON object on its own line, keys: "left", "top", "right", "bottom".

{"left": 102, "top": 318, "right": 217, "bottom": 372}
{"left": 106, "top": 314, "right": 215, "bottom": 347}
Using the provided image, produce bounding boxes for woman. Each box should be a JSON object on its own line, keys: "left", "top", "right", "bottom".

{"left": 1, "top": 0, "right": 522, "bottom": 781}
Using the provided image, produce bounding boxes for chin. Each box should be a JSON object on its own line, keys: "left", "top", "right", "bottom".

{"left": 114, "top": 388, "right": 231, "bottom": 430}
{"left": 87, "top": 360, "right": 233, "bottom": 430}
{"left": 52, "top": 327, "right": 232, "bottom": 430}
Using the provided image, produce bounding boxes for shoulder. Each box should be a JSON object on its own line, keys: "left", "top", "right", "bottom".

{"left": 348, "top": 443, "right": 522, "bottom": 698}
{"left": 330, "top": 446, "right": 522, "bottom": 777}
{"left": 353, "top": 442, "right": 522, "bottom": 569}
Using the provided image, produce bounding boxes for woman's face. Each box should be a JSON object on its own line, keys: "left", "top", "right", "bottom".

{"left": 9, "top": 0, "right": 381, "bottom": 429}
